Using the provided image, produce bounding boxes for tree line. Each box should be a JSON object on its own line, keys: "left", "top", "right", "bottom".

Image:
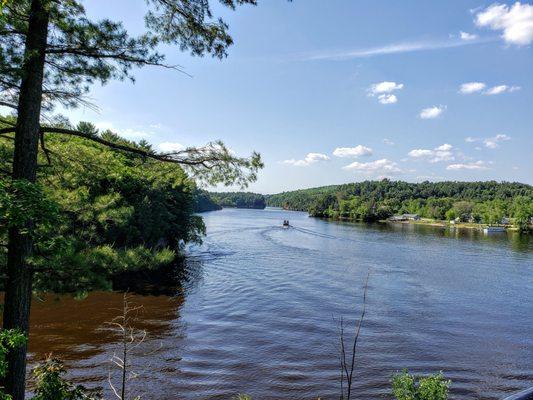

{"left": 266, "top": 180, "right": 533, "bottom": 230}
{"left": 207, "top": 192, "right": 266, "bottom": 209}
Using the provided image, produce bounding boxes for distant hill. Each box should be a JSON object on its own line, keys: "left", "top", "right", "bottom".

{"left": 267, "top": 180, "right": 532, "bottom": 209}
{"left": 198, "top": 192, "right": 266, "bottom": 212}
{"left": 266, "top": 180, "right": 533, "bottom": 230}
{"left": 194, "top": 190, "right": 223, "bottom": 212}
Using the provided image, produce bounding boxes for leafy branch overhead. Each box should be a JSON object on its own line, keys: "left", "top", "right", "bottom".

{"left": 1, "top": 0, "right": 274, "bottom": 397}
{"left": 0, "top": 125, "right": 263, "bottom": 188}
{"left": 0, "top": 0, "right": 264, "bottom": 110}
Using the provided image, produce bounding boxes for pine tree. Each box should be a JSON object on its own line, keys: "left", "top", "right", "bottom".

{"left": 0, "top": 1, "right": 266, "bottom": 398}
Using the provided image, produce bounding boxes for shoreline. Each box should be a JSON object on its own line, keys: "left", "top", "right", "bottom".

{"left": 383, "top": 218, "right": 521, "bottom": 232}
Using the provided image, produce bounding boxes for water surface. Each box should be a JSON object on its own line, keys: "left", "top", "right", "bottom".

{"left": 29, "top": 208, "right": 533, "bottom": 399}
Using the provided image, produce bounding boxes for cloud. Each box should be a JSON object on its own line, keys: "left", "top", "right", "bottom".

{"left": 460, "top": 82, "right": 520, "bottom": 95}
{"left": 408, "top": 143, "right": 455, "bottom": 163}
{"left": 369, "top": 81, "right": 404, "bottom": 94}
{"left": 416, "top": 174, "right": 446, "bottom": 181}
{"left": 460, "top": 31, "right": 478, "bottom": 41}
{"left": 368, "top": 81, "right": 403, "bottom": 104}
{"left": 484, "top": 134, "right": 511, "bottom": 148}
{"left": 419, "top": 105, "right": 446, "bottom": 119}
{"left": 484, "top": 85, "right": 521, "bottom": 95}
{"left": 158, "top": 142, "right": 184, "bottom": 153}
{"left": 333, "top": 145, "right": 373, "bottom": 158}
{"left": 475, "top": 2, "right": 533, "bottom": 45}
{"left": 446, "top": 161, "right": 490, "bottom": 170}
{"left": 343, "top": 158, "right": 403, "bottom": 174}
{"left": 459, "top": 82, "right": 486, "bottom": 94}
{"left": 302, "top": 38, "right": 487, "bottom": 60}
{"left": 382, "top": 138, "right": 395, "bottom": 146}
{"left": 378, "top": 94, "right": 398, "bottom": 104}
{"left": 95, "top": 121, "right": 154, "bottom": 140}
{"left": 408, "top": 149, "right": 434, "bottom": 157}
{"left": 465, "top": 134, "right": 511, "bottom": 148}
{"left": 282, "top": 152, "right": 330, "bottom": 167}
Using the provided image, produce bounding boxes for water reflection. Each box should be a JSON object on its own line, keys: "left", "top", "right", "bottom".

{"left": 27, "top": 259, "right": 205, "bottom": 395}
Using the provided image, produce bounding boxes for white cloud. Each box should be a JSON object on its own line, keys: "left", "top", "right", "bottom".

{"left": 382, "top": 138, "right": 395, "bottom": 146}
{"left": 459, "top": 82, "right": 520, "bottom": 95}
{"left": 368, "top": 81, "right": 404, "bottom": 104}
{"left": 446, "top": 161, "right": 490, "bottom": 170}
{"left": 408, "top": 143, "right": 455, "bottom": 163}
{"left": 475, "top": 2, "right": 533, "bottom": 45}
{"left": 459, "top": 82, "right": 486, "bottom": 94}
{"left": 416, "top": 174, "right": 446, "bottom": 181}
{"left": 158, "top": 142, "right": 184, "bottom": 153}
{"left": 435, "top": 143, "right": 453, "bottom": 151}
{"left": 343, "top": 158, "right": 403, "bottom": 175}
{"left": 333, "top": 145, "right": 373, "bottom": 158}
{"left": 302, "top": 39, "right": 485, "bottom": 60}
{"left": 369, "top": 81, "right": 404, "bottom": 94}
{"left": 466, "top": 134, "right": 511, "bottom": 148}
{"left": 419, "top": 105, "right": 446, "bottom": 119}
{"left": 408, "top": 149, "right": 434, "bottom": 158}
{"left": 460, "top": 31, "right": 478, "bottom": 41}
{"left": 378, "top": 94, "right": 398, "bottom": 104}
{"left": 94, "top": 121, "right": 154, "bottom": 140}
{"left": 484, "top": 134, "right": 511, "bottom": 148}
{"left": 282, "top": 152, "right": 330, "bottom": 167}
{"left": 484, "top": 85, "right": 521, "bottom": 95}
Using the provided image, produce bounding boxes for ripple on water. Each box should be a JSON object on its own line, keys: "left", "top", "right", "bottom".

{"left": 27, "top": 209, "right": 533, "bottom": 400}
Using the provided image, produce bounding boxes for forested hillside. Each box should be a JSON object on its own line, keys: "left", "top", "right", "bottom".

{"left": 266, "top": 180, "right": 533, "bottom": 230}
{"left": 194, "top": 190, "right": 223, "bottom": 212}
{"left": 1, "top": 122, "right": 207, "bottom": 293}
{"left": 209, "top": 192, "right": 266, "bottom": 209}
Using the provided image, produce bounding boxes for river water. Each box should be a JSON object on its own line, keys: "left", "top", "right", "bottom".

{"left": 29, "top": 208, "right": 532, "bottom": 399}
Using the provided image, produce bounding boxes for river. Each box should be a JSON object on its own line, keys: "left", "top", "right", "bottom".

{"left": 28, "top": 208, "right": 532, "bottom": 399}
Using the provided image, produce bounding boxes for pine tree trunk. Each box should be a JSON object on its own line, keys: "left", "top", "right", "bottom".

{"left": 2, "top": 1, "right": 49, "bottom": 399}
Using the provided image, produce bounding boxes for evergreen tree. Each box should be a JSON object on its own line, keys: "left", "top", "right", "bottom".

{"left": 0, "top": 1, "right": 267, "bottom": 397}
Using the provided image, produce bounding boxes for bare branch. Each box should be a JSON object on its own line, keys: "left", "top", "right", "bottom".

{"left": 339, "top": 272, "right": 370, "bottom": 400}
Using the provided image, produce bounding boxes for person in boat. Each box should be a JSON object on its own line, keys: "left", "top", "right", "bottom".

{"left": 283, "top": 220, "right": 290, "bottom": 227}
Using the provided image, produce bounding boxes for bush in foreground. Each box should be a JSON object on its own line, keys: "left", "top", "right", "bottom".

{"left": 392, "top": 370, "right": 450, "bottom": 400}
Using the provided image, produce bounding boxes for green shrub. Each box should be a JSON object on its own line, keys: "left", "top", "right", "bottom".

{"left": 31, "top": 358, "right": 99, "bottom": 400}
{"left": 392, "top": 370, "right": 450, "bottom": 400}
{"left": 0, "top": 330, "right": 26, "bottom": 400}
{"left": 233, "top": 395, "right": 252, "bottom": 400}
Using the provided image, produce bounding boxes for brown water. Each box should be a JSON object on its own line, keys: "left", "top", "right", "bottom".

{"left": 29, "top": 208, "right": 532, "bottom": 399}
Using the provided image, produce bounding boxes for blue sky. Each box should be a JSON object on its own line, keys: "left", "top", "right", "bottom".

{"left": 64, "top": 0, "right": 532, "bottom": 193}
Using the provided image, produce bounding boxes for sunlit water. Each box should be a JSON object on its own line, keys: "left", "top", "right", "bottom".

{"left": 29, "top": 208, "right": 532, "bottom": 399}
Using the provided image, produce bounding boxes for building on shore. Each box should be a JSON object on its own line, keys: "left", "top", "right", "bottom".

{"left": 390, "top": 214, "right": 421, "bottom": 222}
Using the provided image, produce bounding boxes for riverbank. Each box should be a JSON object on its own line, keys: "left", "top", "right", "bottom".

{"left": 384, "top": 218, "right": 523, "bottom": 232}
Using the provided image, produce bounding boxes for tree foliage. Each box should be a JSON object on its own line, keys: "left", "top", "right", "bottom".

{"left": 194, "top": 190, "right": 223, "bottom": 212}
{"left": 0, "top": 121, "right": 211, "bottom": 293}
{"left": 31, "top": 358, "right": 98, "bottom": 400}
{"left": 0, "top": 0, "right": 263, "bottom": 111}
{"left": 209, "top": 192, "right": 266, "bottom": 209}
{"left": 0, "top": 0, "right": 271, "bottom": 396}
{"left": 0, "top": 330, "right": 26, "bottom": 400}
